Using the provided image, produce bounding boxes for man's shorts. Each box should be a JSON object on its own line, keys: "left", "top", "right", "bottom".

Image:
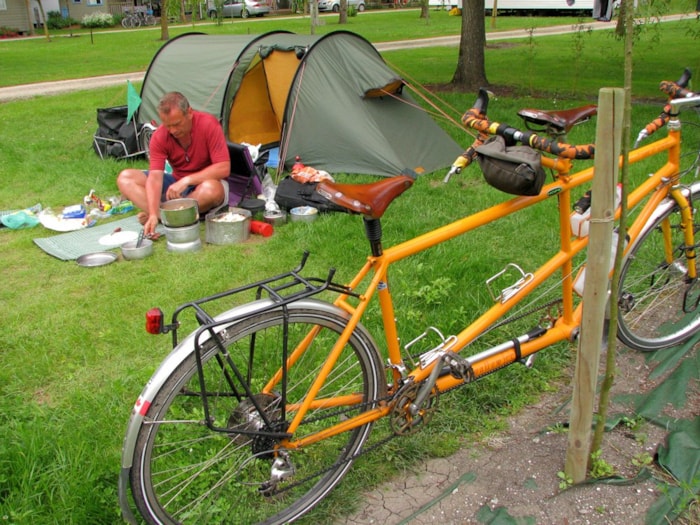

{"left": 144, "top": 171, "right": 195, "bottom": 201}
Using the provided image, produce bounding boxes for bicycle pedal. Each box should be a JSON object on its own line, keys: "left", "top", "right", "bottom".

{"left": 520, "top": 354, "right": 536, "bottom": 368}
{"left": 443, "top": 353, "right": 474, "bottom": 382}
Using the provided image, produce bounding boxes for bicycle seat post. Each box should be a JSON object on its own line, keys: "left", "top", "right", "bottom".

{"left": 364, "top": 217, "right": 383, "bottom": 257}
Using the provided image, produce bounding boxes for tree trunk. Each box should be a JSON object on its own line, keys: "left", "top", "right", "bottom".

{"left": 160, "top": 0, "right": 170, "bottom": 41}
{"left": 451, "top": 0, "right": 488, "bottom": 90}
{"left": 419, "top": 0, "right": 430, "bottom": 19}
{"left": 37, "top": 0, "right": 50, "bottom": 40}
{"left": 339, "top": 0, "right": 347, "bottom": 24}
{"left": 310, "top": 0, "right": 320, "bottom": 33}
{"left": 24, "top": 0, "right": 35, "bottom": 36}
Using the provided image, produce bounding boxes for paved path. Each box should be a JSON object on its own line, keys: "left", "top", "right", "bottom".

{"left": 0, "top": 13, "right": 692, "bottom": 103}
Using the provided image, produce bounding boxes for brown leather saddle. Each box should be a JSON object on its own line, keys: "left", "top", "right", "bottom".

{"left": 517, "top": 104, "right": 597, "bottom": 136}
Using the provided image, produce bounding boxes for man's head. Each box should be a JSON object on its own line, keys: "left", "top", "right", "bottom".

{"left": 157, "top": 92, "right": 193, "bottom": 141}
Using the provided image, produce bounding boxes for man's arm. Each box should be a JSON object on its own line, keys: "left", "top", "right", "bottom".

{"left": 144, "top": 169, "right": 165, "bottom": 236}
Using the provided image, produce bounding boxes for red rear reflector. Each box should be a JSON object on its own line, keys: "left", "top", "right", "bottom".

{"left": 146, "top": 308, "right": 164, "bottom": 334}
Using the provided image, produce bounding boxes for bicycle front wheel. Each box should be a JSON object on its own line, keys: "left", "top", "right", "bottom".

{"left": 129, "top": 302, "right": 384, "bottom": 524}
{"left": 617, "top": 199, "right": 700, "bottom": 351}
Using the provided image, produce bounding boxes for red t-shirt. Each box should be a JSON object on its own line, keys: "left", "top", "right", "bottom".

{"left": 149, "top": 110, "right": 229, "bottom": 180}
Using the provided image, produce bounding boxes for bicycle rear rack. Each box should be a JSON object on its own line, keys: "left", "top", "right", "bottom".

{"left": 162, "top": 251, "right": 357, "bottom": 343}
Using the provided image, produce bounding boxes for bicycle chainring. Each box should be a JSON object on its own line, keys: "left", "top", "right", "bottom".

{"left": 389, "top": 381, "right": 439, "bottom": 436}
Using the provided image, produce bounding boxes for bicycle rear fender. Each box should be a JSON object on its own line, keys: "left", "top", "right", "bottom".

{"left": 118, "top": 297, "right": 375, "bottom": 523}
{"left": 628, "top": 181, "right": 700, "bottom": 253}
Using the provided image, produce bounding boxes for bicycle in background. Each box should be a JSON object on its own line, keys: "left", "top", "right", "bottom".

{"left": 119, "top": 69, "right": 700, "bottom": 524}
{"left": 121, "top": 7, "right": 157, "bottom": 28}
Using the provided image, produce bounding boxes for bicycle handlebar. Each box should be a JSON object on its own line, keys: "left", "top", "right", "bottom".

{"left": 445, "top": 88, "right": 595, "bottom": 181}
{"left": 447, "top": 68, "right": 697, "bottom": 181}
{"left": 634, "top": 68, "right": 697, "bottom": 147}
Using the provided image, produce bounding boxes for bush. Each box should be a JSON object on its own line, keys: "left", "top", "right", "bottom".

{"left": 81, "top": 12, "right": 114, "bottom": 28}
{"left": 46, "top": 10, "right": 76, "bottom": 29}
{"left": 0, "top": 26, "right": 20, "bottom": 38}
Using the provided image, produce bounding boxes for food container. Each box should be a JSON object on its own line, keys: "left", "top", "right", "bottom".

{"left": 160, "top": 198, "right": 199, "bottom": 227}
{"left": 289, "top": 206, "right": 319, "bottom": 223}
{"left": 121, "top": 238, "right": 154, "bottom": 260}
{"left": 163, "top": 222, "right": 200, "bottom": 243}
{"left": 263, "top": 210, "right": 287, "bottom": 227}
{"left": 205, "top": 207, "right": 251, "bottom": 245}
{"left": 166, "top": 238, "right": 202, "bottom": 253}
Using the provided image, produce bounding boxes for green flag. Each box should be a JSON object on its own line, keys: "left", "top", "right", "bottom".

{"left": 126, "top": 80, "right": 142, "bottom": 122}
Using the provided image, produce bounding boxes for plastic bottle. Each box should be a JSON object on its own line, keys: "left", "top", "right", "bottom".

{"left": 573, "top": 230, "right": 624, "bottom": 296}
{"left": 292, "top": 156, "right": 304, "bottom": 172}
{"left": 570, "top": 184, "right": 622, "bottom": 238}
{"left": 570, "top": 190, "right": 591, "bottom": 237}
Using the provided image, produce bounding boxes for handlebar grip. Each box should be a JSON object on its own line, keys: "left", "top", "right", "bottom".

{"left": 659, "top": 81, "right": 694, "bottom": 99}
{"left": 474, "top": 88, "right": 490, "bottom": 115}
{"left": 677, "top": 67, "right": 692, "bottom": 88}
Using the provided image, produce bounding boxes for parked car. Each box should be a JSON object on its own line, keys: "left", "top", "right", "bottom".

{"left": 317, "top": 0, "right": 366, "bottom": 12}
{"left": 208, "top": 0, "right": 270, "bottom": 18}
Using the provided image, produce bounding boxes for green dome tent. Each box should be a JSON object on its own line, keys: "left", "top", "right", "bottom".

{"left": 137, "top": 31, "right": 462, "bottom": 177}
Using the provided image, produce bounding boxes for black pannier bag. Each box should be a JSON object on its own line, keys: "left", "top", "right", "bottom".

{"left": 475, "top": 135, "right": 546, "bottom": 196}
{"left": 274, "top": 177, "right": 347, "bottom": 213}
{"left": 93, "top": 105, "right": 140, "bottom": 159}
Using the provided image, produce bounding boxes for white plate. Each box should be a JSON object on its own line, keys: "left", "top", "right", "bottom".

{"left": 98, "top": 230, "right": 138, "bottom": 247}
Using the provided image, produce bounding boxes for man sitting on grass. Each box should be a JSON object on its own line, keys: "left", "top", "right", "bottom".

{"left": 117, "top": 91, "right": 230, "bottom": 236}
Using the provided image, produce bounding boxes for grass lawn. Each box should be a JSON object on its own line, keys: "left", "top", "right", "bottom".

{"left": 0, "top": 3, "right": 698, "bottom": 524}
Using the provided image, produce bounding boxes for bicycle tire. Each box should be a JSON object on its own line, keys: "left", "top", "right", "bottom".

{"left": 138, "top": 124, "right": 155, "bottom": 160}
{"left": 617, "top": 193, "right": 700, "bottom": 351}
{"left": 129, "top": 302, "right": 384, "bottom": 524}
{"left": 121, "top": 17, "right": 131, "bottom": 28}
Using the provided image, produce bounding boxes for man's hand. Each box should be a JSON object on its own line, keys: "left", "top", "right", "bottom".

{"left": 165, "top": 177, "right": 190, "bottom": 200}
{"left": 144, "top": 214, "right": 160, "bottom": 237}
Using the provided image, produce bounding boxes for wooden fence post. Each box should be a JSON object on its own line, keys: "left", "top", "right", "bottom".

{"left": 564, "top": 87, "right": 624, "bottom": 483}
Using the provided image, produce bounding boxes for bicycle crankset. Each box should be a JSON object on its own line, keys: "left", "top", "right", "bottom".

{"left": 389, "top": 381, "right": 439, "bottom": 436}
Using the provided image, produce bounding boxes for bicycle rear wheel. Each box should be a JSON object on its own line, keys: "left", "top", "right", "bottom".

{"left": 129, "top": 302, "right": 384, "bottom": 524}
{"left": 617, "top": 198, "right": 700, "bottom": 351}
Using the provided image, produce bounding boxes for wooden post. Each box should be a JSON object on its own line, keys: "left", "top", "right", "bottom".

{"left": 564, "top": 88, "right": 624, "bottom": 483}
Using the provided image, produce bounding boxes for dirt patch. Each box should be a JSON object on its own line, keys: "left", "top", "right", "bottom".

{"left": 339, "top": 343, "right": 699, "bottom": 525}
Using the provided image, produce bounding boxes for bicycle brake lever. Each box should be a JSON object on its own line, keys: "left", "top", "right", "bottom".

{"left": 443, "top": 165, "right": 461, "bottom": 184}
{"left": 633, "top": 128, "right": 648, "bottom": 149}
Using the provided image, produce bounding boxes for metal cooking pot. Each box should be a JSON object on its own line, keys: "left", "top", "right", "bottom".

{"left": 163, "top": 222, "right": 200, "bottom": 243}
{"left": 166, "top": 238, "right": 202, "bottom": 253}
{"left": 205, "top": 207, "right": 251, "bottom": 245}
{"left": 160, "top": 198, "right": 199, "bottom": 227}
{"left": 121, "top": 238, "right": 154, "bottom": 260}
